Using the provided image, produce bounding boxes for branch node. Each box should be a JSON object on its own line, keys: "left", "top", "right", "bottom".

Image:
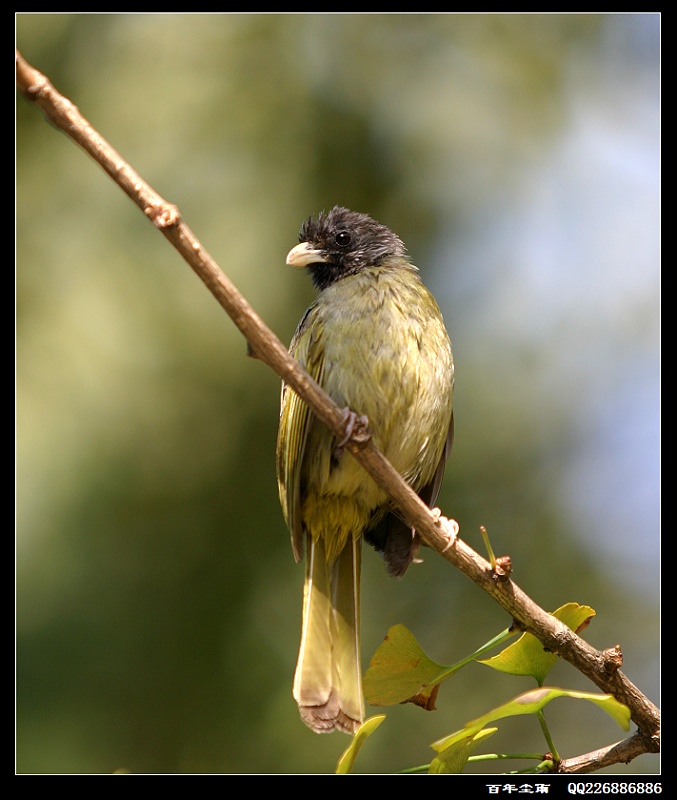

{"left": 492, "top": 554, "right": 513, "bottom": 582}
{"left": 143, "top": 199, "right": 181, "bottom": 229}
{"left": 602, "top": 644, "right": 624, "bottom": 674}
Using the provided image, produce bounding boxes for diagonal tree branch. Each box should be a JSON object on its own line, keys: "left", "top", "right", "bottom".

{"left": 16, "top": 50, "right": 659, "bottom": 768}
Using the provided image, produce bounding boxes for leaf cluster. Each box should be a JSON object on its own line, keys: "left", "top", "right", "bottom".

{"left": 338, "top": 604, "right": 631, "bottom": 774}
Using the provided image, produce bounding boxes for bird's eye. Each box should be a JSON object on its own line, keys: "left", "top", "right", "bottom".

{"left": 335, "top": 231, "right": 351, "bottom": 248}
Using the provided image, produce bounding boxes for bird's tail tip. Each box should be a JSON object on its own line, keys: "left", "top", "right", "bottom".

{"left": 299, "top": 702, "right": 362, "bottom": 735}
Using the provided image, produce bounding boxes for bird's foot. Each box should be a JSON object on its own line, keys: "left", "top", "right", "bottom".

{"left": 432, "top": 509, "right": 459, "bottom": 552}
{"left": 334, "top": 408, "right": 371, "bottom": 457}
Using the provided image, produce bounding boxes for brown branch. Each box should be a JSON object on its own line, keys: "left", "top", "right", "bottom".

{"left": 556, "top": 732, "right": 657, "bottom": 774}
{"left": 16, "top": 50, "right": 659, "bottom": 769}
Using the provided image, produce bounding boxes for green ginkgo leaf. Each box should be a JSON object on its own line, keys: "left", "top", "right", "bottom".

{"left": 431, "top": 686, "right": 630, "bottom": 755}
{"left": 335, "top": 715, "right": 386, "bottom": 774}
{"left": 429, "top": 727, "right": 498, "bottom": 774}
{"left": 363, "top": 624, "right": 447, "bottom": 707}
{"left": 479, "top": 603, "right": 596, "bottom": 684}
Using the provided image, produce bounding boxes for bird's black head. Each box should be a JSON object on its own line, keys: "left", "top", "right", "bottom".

{"left": 286, "top": 206, "right": 407, "bottom": 291}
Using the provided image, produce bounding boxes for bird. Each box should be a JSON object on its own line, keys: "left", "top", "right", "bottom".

{"left": 276, "top": 206, "right": 454, "bottom": 734}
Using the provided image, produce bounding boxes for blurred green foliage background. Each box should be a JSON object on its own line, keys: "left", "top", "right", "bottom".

{"left": 16, "top": 14, "right": 659, "bottom": 774}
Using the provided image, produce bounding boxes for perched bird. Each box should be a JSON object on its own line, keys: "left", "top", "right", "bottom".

{"left": 276, "top": 206, "right": 454, "bottom": 734}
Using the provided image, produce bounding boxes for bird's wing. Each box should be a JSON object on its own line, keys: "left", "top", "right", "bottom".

{"left": 365, "top": 411, "right": 454, "bottom": 577}
{"left": 276, "top": 305, "right": 326, "bottom": 562}
{"left": 419, "top": 410, "right": 454, "bottom": 510}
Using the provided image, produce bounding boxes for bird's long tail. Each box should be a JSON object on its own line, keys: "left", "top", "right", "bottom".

{"left": 293, "top": 532, "right": 363, "bottom": 734}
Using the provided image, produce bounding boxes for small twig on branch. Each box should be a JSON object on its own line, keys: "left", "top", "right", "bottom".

{"left": 556, "top": 732, "right": 657, "bottom": 774}
{"left": 16, "top": 50, "right": 659, "bottom": 767}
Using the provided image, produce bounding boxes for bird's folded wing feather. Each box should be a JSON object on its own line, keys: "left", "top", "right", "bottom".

{"left": 277, "top": 304, "right": 326, "bottom": 562}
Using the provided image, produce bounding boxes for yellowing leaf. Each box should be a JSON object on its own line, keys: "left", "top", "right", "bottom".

{"left": 335, "top": 715, "right": 386, "bottom": 774}
{"left": 480, "top": 603, "right": 596, "bottom": 684}
{"left": 429, "top": 727, "right": 498, "bottom": 774}
{"left": 363, "top": 624, "right": 447, "bottom": 707}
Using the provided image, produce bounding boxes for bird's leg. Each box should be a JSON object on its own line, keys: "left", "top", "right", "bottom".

{"left": 334, "top": 407, "right": 371, "bottom": 458}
